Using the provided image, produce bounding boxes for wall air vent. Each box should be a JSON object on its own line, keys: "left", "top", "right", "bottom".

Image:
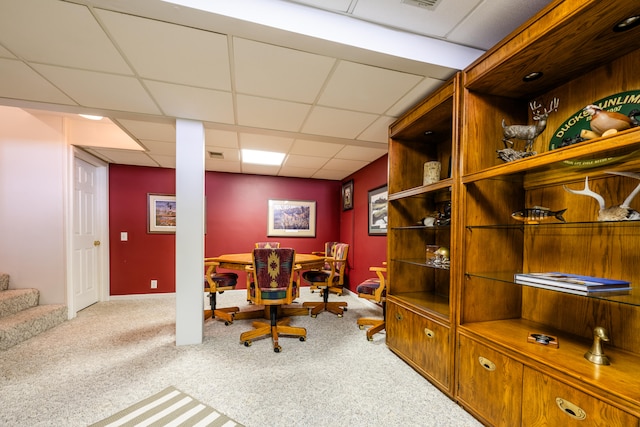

{"left": 208, "top": 151, "right": 224, "bottom": 159}
{"left": 401, "top": 0, "right": 442, "bottom": 10}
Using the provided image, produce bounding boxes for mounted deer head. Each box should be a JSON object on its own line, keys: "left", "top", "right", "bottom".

{"left": 563, "top": 171, "right": 640, "bottom": 221}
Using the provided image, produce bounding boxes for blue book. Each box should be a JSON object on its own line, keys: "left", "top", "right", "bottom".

{"left": 514, "top": 272, "right": 630, "bottom": 291}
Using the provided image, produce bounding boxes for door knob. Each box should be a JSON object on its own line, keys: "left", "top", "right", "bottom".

{"left": 93, "top": 240, "right": 101, "bottom": 246}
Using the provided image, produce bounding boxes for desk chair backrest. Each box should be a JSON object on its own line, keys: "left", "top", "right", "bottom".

{"left": 248, "top": 248, "right": 297, "bottom": 306}
{"left": 255, "top": 242, "right": 280, "bottom": 248}
{"left": 330, "top": 243, "right": 349, "bottom": 286}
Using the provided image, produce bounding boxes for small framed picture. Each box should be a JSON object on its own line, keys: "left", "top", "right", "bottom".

{"left": 342, "top": 180, "right": 354, "bottom": 211}
{"left": 148, "top": 194, "right": 176, "bottom": 234}
{"left": 368, "top": 185, "right": 388, "bottom": 235}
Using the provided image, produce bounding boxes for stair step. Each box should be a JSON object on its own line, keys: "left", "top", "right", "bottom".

{"left": 0, "top": 289, "right": 39, "bottom": 319}
{"left": 0, "top": 304, "right": 67, "bottom": 350}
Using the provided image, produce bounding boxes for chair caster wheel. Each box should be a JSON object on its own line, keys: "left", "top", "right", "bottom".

{"left": 337, "top": 314, "right": 343, "bottom": 318}
{"left": 274, "top": 346, "right": 281, "bottom": 353}
{"left": 343, "top": 308, "right": 348, "bottom": 311}
{"left": 243, "top": 341, "right": 251, "bottom": 347}
{"left": 299, "top": 336, "right": 306, "bottom": 342}
{"left": 367, "top": 336, "right": 374, "bottom": 342}
{"left": 359, "top": 325, "right": 365, "bottom": 330}
{"left": 311, "top": 314, "right": 317, "bottom": 318}
{"left": 224, "top": 321, "right": 231, "bottom": 326}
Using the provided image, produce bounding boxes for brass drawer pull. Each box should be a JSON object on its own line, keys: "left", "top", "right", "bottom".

{"left": 478, "top": 356, "right": 496, "bottom": 371}
{"left": 395, "top": 313, "right": 403, "bottom": 321}
{"left": 424, "top": 328, "right": 435, "bottom": 338}
{"left": 555, "top": 398, "right": 586, "bottom": 420}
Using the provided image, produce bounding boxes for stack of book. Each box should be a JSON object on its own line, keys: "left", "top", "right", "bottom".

{"left": 514, "top": 272, "right": 631, "bottom": 296}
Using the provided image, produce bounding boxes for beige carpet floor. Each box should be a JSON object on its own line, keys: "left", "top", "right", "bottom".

{"left": 1, "top": 288, "right": 482, "bottom": 427}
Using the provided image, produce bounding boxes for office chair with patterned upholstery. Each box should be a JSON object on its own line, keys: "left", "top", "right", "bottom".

{"left": 204, "top": 258, "right": 239, "bottom": 325}
{"left": 240, "top": 248, "right": 306, "bottom": 352}
{"left": 310, "top": 241, "right": 338, "bottom": 294}
{"left": 302, "top": 243, "right": 349, "bottom": 317}
{"left": 255, "top": 242, "right": 280, "bottom": 248}
{"left": 356, "top": 265, "right": 387, "bottom": 341}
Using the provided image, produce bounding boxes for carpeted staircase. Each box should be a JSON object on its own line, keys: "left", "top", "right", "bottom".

{"left": 0, "top": 273, "right": 67, "bottom": 350}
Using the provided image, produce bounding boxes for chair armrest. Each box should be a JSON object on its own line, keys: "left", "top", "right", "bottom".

{"left": 311, "top": 251, "right": 326, "bottom": 256}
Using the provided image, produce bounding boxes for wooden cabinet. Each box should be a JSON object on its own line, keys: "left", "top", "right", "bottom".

{"left": 386, "top": 300, "right": 451, "bottom": 390}
{"left": 457, "top": 334, "right": 523, "bottom": 427}
{"left": 456, "top": 0, "right": 640, "bottom": 424}
{"left": 386, "top": 74, "right": 461, "bottom": 396}
{"left": 386, "top": 1, "right": 640, "bottom": 425}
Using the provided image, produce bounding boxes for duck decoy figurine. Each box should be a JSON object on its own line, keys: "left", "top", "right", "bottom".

{"left": 583, "top": 104, "right": 633, "bottom": 137}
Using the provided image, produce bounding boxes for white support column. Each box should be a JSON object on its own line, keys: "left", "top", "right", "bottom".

{"left": 175, "top": 119, "right": 205, "bottom": 346}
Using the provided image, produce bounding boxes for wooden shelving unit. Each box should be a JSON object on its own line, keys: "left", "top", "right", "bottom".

{"left": 386, "top": 74, "right": 461, "bottom": 396}
{"left": 386, "top": 1, "right": 640, "bottom": 425}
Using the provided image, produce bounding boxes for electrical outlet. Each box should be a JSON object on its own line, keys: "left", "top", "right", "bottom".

{"left": 151, "top": 280, "right": 158, "bottom": 289}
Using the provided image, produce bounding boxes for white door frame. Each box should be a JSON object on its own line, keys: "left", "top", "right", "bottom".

{"left": 66, "top": 147, "right": 109, "bottom": 318}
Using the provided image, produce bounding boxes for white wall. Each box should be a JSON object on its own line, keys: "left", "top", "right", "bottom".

{"left": 0, "top": 106, "right": 67, "bottom": 304}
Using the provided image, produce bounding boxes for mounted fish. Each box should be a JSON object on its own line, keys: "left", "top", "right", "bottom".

{"left": 511, "top": 206, "right": 567, "bottom": 224}
{"left": 563, "top": 171, "right": 640, "bottom": 221}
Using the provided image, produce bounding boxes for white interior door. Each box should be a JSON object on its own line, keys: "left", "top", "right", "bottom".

{"left": 72, "top": 156, "right": 102, "bottom": 311}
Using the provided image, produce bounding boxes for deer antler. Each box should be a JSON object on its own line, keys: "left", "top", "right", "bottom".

{"left": 606, "top": 171, "right": 640, "bottom": 208}
{"left": 563, "top": 177, "right": 606, "bottom": 211}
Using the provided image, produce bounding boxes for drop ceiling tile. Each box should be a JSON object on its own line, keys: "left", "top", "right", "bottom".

{"left": 0, "top": 0, "right": 131, "bottom": 74}
{"left": 117, "top": 120, "right": 176, "bottom": 143}
{"left": 0, "top": 45, "right": 15, "bottom": 58}
{"left": 289, "top": 139, "right": 344, "bottom": 157}
{"left": 90, "top": 148, "right": 159, "bottom": 167}
{"left": 387, "top": 77, "right": 445, "bottom": 117}
{"left": 234, "top": 37, "right": 335, "bottom": 103}
{"left": 67, "top": 117, "right": 142, "bottom": 150}
{"left": 448, "top": 0, "right": 552, "bottom": 50}
{"left": 0, "top": 59, "right": 75, "bottom": 105}
{"left": 239, "top": 133, "right": 294, "bottom": 152}
{"left": 97, "top": 9, "right": 231, "bottom": 90}
{"left": 145, "top": 80, "right": 234, "bottom": 123}
{"left": 284, "top": 154, "right": 328, "bottom": 169}
{"left": 319, "top": 61, "right": 422, "bottom": 113}
{"left": 323, "top": 158, "right": 369, "bottom": 172}
{"left": 205, "top": 128, "right": 239, "bottom": 148}
{"left": 279, "top": 165, "right": 317, "bottom": 178}
{"left": 336, "top": 145, "right": 387, "bottom": 161}
{"left": 206, "top": 147, "right": 240, "bottom": 162}
{"left": 302, "top": 106, "right": 378, "bottom": 139}
{"left": 352, "top": 0, "right": 480, "bottom": 39}
{"left": 33, "top": 65, "right": 161, "bottom": 114}
{"left": 289, "top": 0, "right": 353, "bottom": 12}
{"left": 358, "top": 115, "right": 395, "bottom": 143}
{"left": 241, "top": 164, "right": 282, "bottom": 176}
{"left": 139, "top": 140, "right": 176, "bottom": 156}
{"left": 148, "top": 153, "right": 176, "bottom": 169}
{"left": 236, "top": 94, "right": 311, "bottom": 132}
{"left": 312, "top": 168, "right": 350, "bottom": 180}
{"left": 205, "top": 159, "right": 241, "bottom": 173}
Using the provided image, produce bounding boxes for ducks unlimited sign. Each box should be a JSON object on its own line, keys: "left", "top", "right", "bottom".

{"left": 549, "top": 90, "right": 640, "bottom": 150}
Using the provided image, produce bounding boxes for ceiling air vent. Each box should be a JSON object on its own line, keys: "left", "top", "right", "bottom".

{"left": 208, "top": 151, "right": 224, "bottom": 159}
{"left": 401, "top": 0, "right": 442, "bottom": 10}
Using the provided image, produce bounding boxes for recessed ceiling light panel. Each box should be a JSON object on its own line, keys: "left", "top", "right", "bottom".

{"left": 241, "top": 149, "right": 285, "bottom": 166}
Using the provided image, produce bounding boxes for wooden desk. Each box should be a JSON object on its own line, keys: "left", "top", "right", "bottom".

{"left": 207, "top": 252, "right": 325, "bottom": 319}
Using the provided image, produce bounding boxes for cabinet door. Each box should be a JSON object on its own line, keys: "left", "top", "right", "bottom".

{"left": 522, "top": 367, "right": 638, "bottom": 427}
{"left": 387, "top": 301, "right": 450, "bottom": 389}
{"left": 457, "top": 334, "right": 523, "bottom": 427}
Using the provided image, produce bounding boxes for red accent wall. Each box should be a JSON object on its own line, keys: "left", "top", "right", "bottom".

{"left": 109, "top": 165, "right": 341, "bottom": 295}
{"left": 339, "top": 155, "right": 388, "bottom": 291}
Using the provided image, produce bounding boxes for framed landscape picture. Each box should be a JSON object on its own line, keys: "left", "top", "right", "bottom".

{"left": 148, "top": 193, "right": 176, "bottom": 234}
{"left": 267, "top": 199, "right": 316, "bottom": 237}
{"left": 368, "top": 185, "right": 388, "bottom": 235}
